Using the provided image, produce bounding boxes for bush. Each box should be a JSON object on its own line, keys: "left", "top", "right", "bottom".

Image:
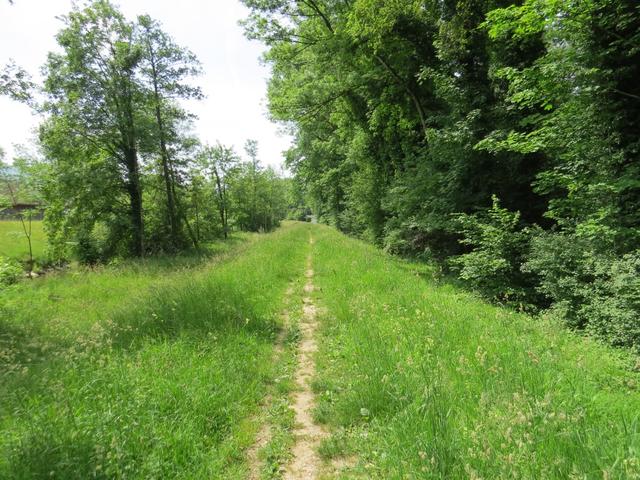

{"left": 451, "top": 195, "right": 536, "bottom": 304}
{"left": 523, "top": 232, "right": 592, "bottom": 328}
{"left": 0, "top": 256, "right": 23, "bottom": 287}
{"left": 525, "top": 233, "right": 640, "bottom": 349}
{"left": 76, "top": 232, "right": 101, "bottom": 265}
{"left": 584, "top": 252, "right": 640, "bottom": 349}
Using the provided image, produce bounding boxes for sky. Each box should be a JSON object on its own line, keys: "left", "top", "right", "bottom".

{"left": 0, "top": 0, "right": 292, "bottom": 169}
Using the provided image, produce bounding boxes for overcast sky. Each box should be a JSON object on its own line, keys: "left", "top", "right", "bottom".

{"left": 0, "top": 0, "right": 292, "bottom": 169}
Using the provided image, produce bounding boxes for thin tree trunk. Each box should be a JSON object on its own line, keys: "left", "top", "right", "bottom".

{"left": 251, "top": 158, "right": 257, "bottom": 231}
{"left": 182, "top": 210, "right": 199, "bottom": 249}
{"left": 156, "top": 105, "right": 179, "bottom": 247}
{"left": 5, "top": 180, "right": 33, "bottom": 276}
{"left": 25, "top": 214, "right": 33, "bottom": 275}
{"left": 117, "top": 66, "right": 145, "bottom": 257}
{"left": 212, "top": 164, "right": 228, "bottom": 239}
{"left": 124, "top": 145, "right": 145, "bottom": 257}
{"left": 194, "top": 198, "right": 200, "bottom": 243}
{"left": 147, "top": 41, "right": 180, "bottom": 248}
{"left": 167, "top": 159, "right": 199, "bottom": 249}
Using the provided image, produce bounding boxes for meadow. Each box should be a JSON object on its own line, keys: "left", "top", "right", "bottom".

{"left": 2, "top": 222, "right": 640, "bottom": 479}
{"left": 0, "top": 220, "right": 46, "bottom": 263}
{"left": 0, "top": 223, "right": 308, "bottom": 478}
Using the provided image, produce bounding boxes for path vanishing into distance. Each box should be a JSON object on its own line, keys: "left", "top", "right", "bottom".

{"left": 238, "top": 223, "right": 640, "bottom": 479}
{"left": 247, "top": 233, "right": 334, "bottom": 479}
{"left": 2, "top": 222, "right": 640, "bottom": 479}
{"left": 282, "top": 238, "right": 326, "bottom": 479}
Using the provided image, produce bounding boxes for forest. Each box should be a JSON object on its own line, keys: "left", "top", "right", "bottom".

{"left": 1, "top": 0, "right": 640, "bottom": 478}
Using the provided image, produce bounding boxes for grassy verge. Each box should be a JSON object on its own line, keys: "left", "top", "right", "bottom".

{"left": 0, "top": 222, "right": 309, "bottom": 478}
{"left": 310, "top": 224, "right": 640, "bottom": 479}
{"left": 1, "top": 233, "right": 251, "bottom": 338}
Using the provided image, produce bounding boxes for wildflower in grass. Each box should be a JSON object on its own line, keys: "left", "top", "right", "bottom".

{"left": 527, "top": 350, "right": 540, "bottom": 364}
{"left": 475, "top": 346, "right": 487, "bottom": 366}
{"left": 622, "top": 457, "right": 640, "bottom": 478}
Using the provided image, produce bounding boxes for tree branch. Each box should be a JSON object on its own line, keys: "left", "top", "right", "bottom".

{"left": 373, "top": 53, "right": 428, "bottom": 137}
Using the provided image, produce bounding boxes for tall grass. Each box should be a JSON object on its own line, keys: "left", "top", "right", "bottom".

{"left": 0, "top": 222, "right": 311, "bottom": 478}
{"left": 310, "top": 224, "right": 640, "bottom": 478}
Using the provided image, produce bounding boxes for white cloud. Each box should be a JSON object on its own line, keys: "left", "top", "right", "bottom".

{"left": 0, "top": 0, "right": 291, "bottom": 169}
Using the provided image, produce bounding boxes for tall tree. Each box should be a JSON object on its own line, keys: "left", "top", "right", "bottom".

{"left": 42, "top": 0, "right": 145, "bottom": 256}
{"left": 243, "top": 0, "right": 640, "bottom": 349}
{"left": 137, "top": 15, "right": 202, "bottom": 249}
{"left": 198, "top": 143, "right": 238, "bottom": 239}
{"left": 244, "top": 139, "right": 260, "bottom": 231}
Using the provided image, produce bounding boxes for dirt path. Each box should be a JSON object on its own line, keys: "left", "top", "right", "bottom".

{"left": 283, "top": 238, "right": 326, "bottom": 480}
{"left": 246, "top": 234, "right": 326, "bottom": 480}
{"left": 246, "top": 284, "right": 294, "bottom": 480}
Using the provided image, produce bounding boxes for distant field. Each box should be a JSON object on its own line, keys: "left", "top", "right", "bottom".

{"left": 0, "top": 219, "right": 47, "bottom": 262}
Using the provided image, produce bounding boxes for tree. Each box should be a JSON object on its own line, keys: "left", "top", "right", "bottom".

{"left": 42, "top": 0, "right": 146, "bottom": 256}
{"left": 243, "top": 0, "right": 640, "bottom": 349}
{"left": 137, "top": 15, "right": 203, "bottom": 249}
{"left": 244, "top": 139, "right": 260, "bottom": 231}
{"left": 198, "top": 143, "right": 238, "bottom": 239}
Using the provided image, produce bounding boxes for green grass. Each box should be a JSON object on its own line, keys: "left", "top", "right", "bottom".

{"left": 0, "top": 222, "right": 311, "bottom": 479}
{"left": 309, "top": 224, "right": 640, "bottom": 479}
{"left": 0, "top": 220, "right": 46, "bottom": 263}
{"left": 3, "top": 222, "right": 640, "bottom": 478}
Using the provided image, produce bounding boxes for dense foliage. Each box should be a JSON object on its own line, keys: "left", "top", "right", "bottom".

{"left": 242, "top": 0, "right": 640, "bottom": 349}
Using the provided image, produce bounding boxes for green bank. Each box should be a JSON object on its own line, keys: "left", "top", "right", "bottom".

{"left": 310, "top": 224, "right": 640, "bottom": 479}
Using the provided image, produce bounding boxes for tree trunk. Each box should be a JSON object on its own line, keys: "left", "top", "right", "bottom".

{"left": 212, "top": 164, "right": 228, "bottom": 239}
{"left": 156, "top": 105, "right": 179, "bottom": 247}
{"left": 167, "top": 158, "right": 199, "bottom": 249}
{"left": 181, "top": 209, "right": 199, "bottom": 249}
{"left": 194, "top": 198, "right": 200, "bottom": 243}
{"left": 147, "top": 44, "right": 180, "bottom": 248}
{"left": 124, "top": 145, "right": 145, "bottom": 257}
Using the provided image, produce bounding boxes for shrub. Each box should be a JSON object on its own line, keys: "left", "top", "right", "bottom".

{"left": 75, "top": 231, "right": 102, "bottom": 265}
{"left": 584, "top": 252, "right": 640, "bottom": 349}
{"left": 523, "top": 231, "right": 640, "bottom": 350}
{"left": 451, "top": 195, "right": 536, "bottom": 304}
{"left": 523, "top": 232, "right": 593, "bottom": 328}
{"left": 525, "top": 233, "right": 640, "bottom": 349}
{"left": 0, "top": 256, "right": 23, "bottom": 286}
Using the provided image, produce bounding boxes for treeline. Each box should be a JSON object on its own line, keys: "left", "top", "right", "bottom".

{"left": 2, "top": 0, "right": 290, "bottom": 264}
{"left": 242, "top": 1, "right": 640, "bottom": 350}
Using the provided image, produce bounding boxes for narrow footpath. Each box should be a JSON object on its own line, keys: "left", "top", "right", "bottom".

{"left": 246, "top": 233, "right": 327, "bottom": 480}
{"left": 283, "top": 236, "right": 326, "bottom": 480}
{"left": 246, "top": 282, "right": 294, "bottom": 480}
